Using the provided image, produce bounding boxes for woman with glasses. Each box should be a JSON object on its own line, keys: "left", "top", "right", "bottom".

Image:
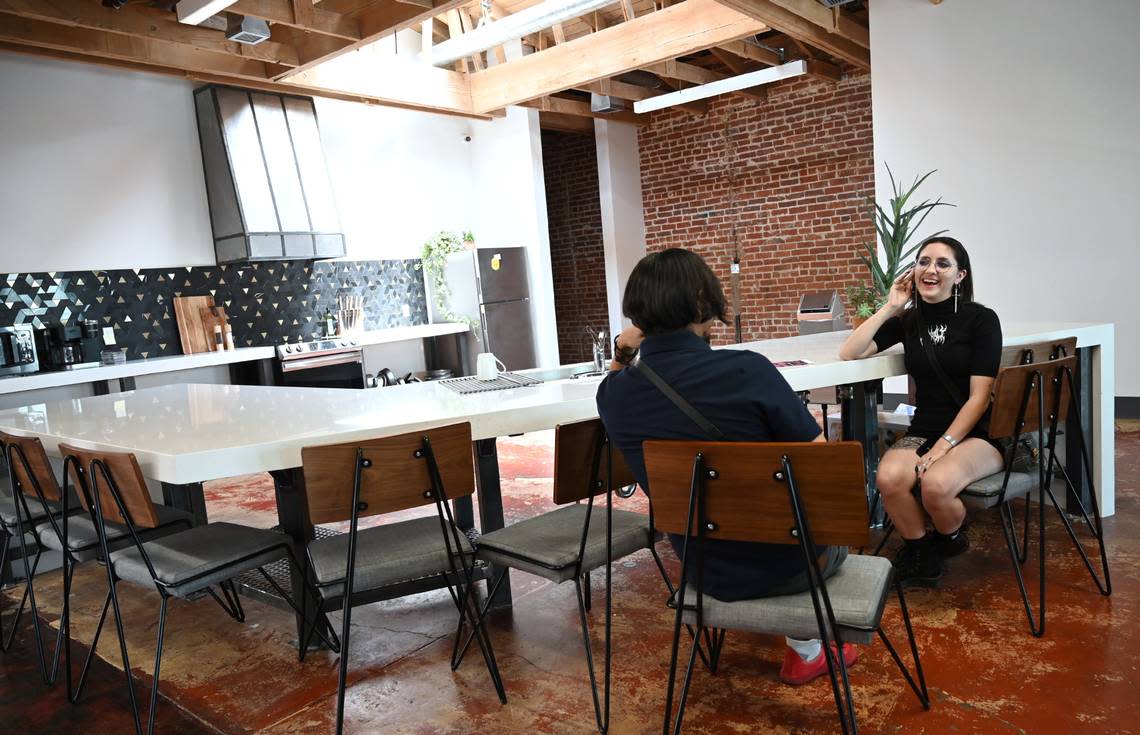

{"left": 839, "top": 236, "right": 1003, "bottom": 587}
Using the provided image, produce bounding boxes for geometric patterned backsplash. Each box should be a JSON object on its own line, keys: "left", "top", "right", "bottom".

{"left": 0, "top": 259, "right": 428, "bottom": 360}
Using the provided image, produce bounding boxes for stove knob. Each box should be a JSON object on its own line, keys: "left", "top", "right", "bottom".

{"left": 349, "top": 339, "right": 358, "bottom": 346}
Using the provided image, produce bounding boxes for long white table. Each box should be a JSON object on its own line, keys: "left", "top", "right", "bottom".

{"left": 0, "top": 321, "right": 1114, "bottom": 639}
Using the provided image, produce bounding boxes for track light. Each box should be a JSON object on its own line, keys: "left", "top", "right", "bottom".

{"left": 633, "top": 60, "right": 807, "bottom": 114}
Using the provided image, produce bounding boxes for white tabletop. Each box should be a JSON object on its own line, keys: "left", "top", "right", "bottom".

{"left": 0, "top": 321, "right": 1113, "bottom": 490}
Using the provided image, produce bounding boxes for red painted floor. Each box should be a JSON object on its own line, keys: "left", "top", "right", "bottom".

{"left": 3, "top": 422, "right": 1138, "bottom": 734}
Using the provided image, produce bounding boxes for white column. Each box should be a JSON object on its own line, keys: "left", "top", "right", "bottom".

{"left": 594, "top": 119, "right": 647, "bottom": 342}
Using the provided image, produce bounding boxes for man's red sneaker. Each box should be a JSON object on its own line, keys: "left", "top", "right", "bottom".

{"left": 779, "top": 643, "right": 860, "bottom": 686}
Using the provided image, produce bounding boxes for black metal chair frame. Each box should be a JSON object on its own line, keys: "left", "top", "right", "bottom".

{"left": 296, "top": 434, "right": 507, "bottom": 735}
{"left": 992, "top": 358, "right": 1112, "bottom": 637}
{"left": 454, "top": 430, "right": 629, "bottom": 733}
{"left": 78, "top": 455, "right": 318, "bottom": 735}
{"left": 661, "top": 450, "right": 929, "bottom": 735}
{"left": 0, "top": 439, "right": 58, "bottom": 664}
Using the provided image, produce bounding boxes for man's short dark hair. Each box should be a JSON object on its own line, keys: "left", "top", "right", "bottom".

{"left": 622, "top": 248, "right": 727, "bottom": 336}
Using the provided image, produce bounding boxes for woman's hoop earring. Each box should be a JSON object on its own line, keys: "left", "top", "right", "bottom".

{"left": 953, "top": 282, "right": 960, "bottom": 313}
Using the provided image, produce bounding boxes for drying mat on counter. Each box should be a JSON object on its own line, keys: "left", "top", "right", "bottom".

{"left": 440, "top": 372, "right": 543, "bottom": 394}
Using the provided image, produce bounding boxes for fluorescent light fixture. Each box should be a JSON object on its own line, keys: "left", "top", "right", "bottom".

{"left": 176, "top": 0, "right": 238, "bottom": 25}
{"left": 633, "top": 60, "right": 808, "bottom": 114}
{"left": 423, "top": 0, "right": 615, "bottom": 67}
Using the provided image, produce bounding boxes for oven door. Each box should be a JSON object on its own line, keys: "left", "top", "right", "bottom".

{"left": 278, "top": 350, "right": 365, "bottom": 389}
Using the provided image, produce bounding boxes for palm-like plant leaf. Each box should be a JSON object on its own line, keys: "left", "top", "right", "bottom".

{"left": 861, "top": 167, "right": 954, "bottom": 299}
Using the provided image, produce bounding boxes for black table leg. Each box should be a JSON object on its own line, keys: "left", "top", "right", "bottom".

{"left": 1065, "top": 347, "right": 1094, "bottom": 512}
{"left": 474, "top": 438, "right": 512, "bottom": 609}
{"left": 270, "top": 467, "right": 329, "bottom": 651}
{"left": 161, "top": 482, "right": 208, "bottom": 526}
{"left": 841, "top": 380, "right": 883, "bottom": 527}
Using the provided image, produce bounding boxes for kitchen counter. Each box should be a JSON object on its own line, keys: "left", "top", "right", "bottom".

{"left": 0, "top": 322, "right": 469, "bottom": 396}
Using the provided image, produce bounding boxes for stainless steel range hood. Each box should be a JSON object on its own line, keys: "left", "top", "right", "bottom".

{"left": 194, "top": 85, "right": 346, "bottom": 263}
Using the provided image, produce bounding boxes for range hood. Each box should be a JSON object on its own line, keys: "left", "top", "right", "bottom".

{"left": 193, "top": 85, "right": 346, "bottom": 263}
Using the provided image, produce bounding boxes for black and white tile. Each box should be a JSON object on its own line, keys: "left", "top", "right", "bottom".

{"left": 0, "top": 260, "right": 428, "bottom": 360}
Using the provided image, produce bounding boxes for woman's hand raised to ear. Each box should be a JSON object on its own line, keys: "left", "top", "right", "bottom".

{"left": 888, "top": 267, "right": 915, "bottom": 312}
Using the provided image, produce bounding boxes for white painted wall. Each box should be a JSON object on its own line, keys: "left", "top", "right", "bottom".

{"left": 595, "top": 119, "right": 647, "bottom": 341}
{"left": 870, "top": 0, "right": 1140, "bottom": 395}
{"left": 315, "top": 97, "right": 476, "bottom": 260}
{"left": 0, "top": 49, "right": 562, "bottom": 367}
{"left": 0, "top": 55, "right": 215, "bottom": 270}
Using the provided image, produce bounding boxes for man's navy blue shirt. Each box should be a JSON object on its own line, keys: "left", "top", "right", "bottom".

{"left": 596, "top": 329, "right": 822, "bottom": 602}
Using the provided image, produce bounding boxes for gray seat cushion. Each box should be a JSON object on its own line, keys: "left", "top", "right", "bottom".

{"left": 36, "top": 505, "right": 193, "bottom": 562}
{"left": 111, "top": 522, "right": 290, "bottom": 597}
{"left": 961, "top": 471, "right": 1038, "bottom": 509}
{"left": 477, "top": 505, "right": 651, "bottom": 584}
{"left": 307, "top": 515, "right": 474, "bottom": 599}
{"left": 679, "top": 554, "right": 893, "bottom": 645}
{"left": 1, "top": 495, "right": 55, "bottom": 527}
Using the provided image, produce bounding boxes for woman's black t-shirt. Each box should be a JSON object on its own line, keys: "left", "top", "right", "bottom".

{"left": 872, "top": 297, "right": 1002, "bottom": 439}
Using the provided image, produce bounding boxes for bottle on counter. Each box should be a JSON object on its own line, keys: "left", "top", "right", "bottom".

{"left": 224, "top": 325, "right": 235, "bottom": 351}
{"left": 213, "top": 324, "right": 224, "bottom": 351}
{"left": 324, "top": 308, "right": 336, "bottom": 337}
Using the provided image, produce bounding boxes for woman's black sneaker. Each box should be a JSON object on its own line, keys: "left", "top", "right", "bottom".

{"left": 893, "top": 537, "right": 943, "bottom": 588}
{"left": 933, "top": 528, "right": 969, "bottom": 559}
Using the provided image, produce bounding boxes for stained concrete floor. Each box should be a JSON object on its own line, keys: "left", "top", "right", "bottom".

{"left": 3, "top": 421, "right": 1139, "bottom": 734}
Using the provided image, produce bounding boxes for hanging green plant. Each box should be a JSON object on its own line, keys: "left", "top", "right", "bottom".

{"left": 416, "top": 230, "right": 481, "bottom": 339}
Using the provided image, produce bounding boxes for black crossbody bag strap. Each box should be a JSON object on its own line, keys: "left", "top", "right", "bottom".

{"left": 634, "top": 360, "right": 727, "bottom": 441}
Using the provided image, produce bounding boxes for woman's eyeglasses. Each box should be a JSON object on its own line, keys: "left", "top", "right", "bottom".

{"left": 916, "top": 256, "right": 956, "bottom": 272}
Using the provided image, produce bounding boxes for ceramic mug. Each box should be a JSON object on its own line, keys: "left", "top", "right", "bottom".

{"left": 476, "top": 352, "right": 506, "bottom": 381}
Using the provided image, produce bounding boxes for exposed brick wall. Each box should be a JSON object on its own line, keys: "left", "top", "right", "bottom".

{"left": 542, "top": 130, "right": 609, "bottom": 364}
{"left": 639, "top": 72, "right": 875, "bottom": 345}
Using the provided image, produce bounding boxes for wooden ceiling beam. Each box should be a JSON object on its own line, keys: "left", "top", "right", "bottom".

{"left": 0, "top": 15, "right": 279, "bottom": 80}
{"left": 711, "top": 0, "right": 868, "bottom": 69}
{"left": 519, "top": 95, "right": 646, "bottom": 126}
{"left": 763, "top": 0, "right": 868, "bottom": 49}
{"left": 718, "top": 38, "right": 781, "bottom": 66}
{"left": 280, "top": 0, "right": 469, "bottom": 79}
{"left": 539, "top": 111, "right": 594, "bottom": 135}
{"left": 469, "top": 0, "right": 767, "bottom": 113}
{"left": 230, "top": 0, "right": 360, "bottom": 40}
{"left": 0, "top": 0, "right": 300, "bottom": 67}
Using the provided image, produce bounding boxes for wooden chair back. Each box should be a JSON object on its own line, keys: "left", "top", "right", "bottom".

{"left": 988, "top": 356, "right": 1076, "bottom": 440}
{"left": 0, "top": 431, "right": 63, "bottom": 503}
{"left": 302, "top": 422, "right": 476, "bottom": 525}
{"left": 997, "top": 337, "right": 1077, "bottom": 368}
{"left": 644, "top": 440, "right": 869, "bottom": 547}
{"left": 552, "top": 418, "right": 636, "bottom": 505}
{"left": 57, "top": 443, "right": 160, "bottom": 529}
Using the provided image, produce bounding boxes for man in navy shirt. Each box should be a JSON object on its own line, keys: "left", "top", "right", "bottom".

{"left": 596, "top": 247, "right": 858, "bottom": 685}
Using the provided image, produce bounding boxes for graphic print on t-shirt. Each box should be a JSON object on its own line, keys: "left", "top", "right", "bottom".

{"left": 928, "top": 324, "right": 948, "bottom": 346}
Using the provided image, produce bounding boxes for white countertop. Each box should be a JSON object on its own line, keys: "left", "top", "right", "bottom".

{"left": 0, "top": 320, "right": 1111, "bottom": 484}
{"left": 0, "top": 322, "right": 469, "bottom": 396}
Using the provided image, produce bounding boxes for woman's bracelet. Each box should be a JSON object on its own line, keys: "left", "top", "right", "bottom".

{"left": 613, "top": 334, "right": 639, "bottom": 365}
{"left": 941, "top": 434, "right": 958, "bottom": 448}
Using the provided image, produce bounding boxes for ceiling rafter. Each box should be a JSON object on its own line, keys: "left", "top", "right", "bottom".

{"left": 0, "top": 0, "right": 300, "bottom": 67}
{"left": 280, "top": 0, "right": 470, "bottom": 79}
{"left": 230, "top": 0, "right": 361, "bottom": 40}
{"left": 469, "top": 0, "right": 767, "bottom": 114}
{"left": 711, "top": 0, "right": 869, "bottom": 69}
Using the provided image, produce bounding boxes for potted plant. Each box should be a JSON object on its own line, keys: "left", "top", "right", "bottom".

{"left": 846, "top": 284, "right": 879, "bottom": 328}
{"left": 859, "top": 166, "right": 954, "bottom": 305}
{"left": 416, "top": 230, "right": 480, "bottom": 338}
{"left": 461, "top": 230, "right": 476, "bottom": 250}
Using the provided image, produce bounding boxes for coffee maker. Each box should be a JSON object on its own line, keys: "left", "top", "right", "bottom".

{"left": 35, "top": 320, "right": 104, "bottom": 371}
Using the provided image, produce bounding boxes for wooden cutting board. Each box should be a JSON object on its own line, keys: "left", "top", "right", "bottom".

{"left": 173, "top": 295, "right": 214, "bottom": 354}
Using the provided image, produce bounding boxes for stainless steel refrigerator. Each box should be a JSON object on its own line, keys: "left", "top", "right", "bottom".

{"left": 426, "top": 246, "right": 538, "bottom": 374}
